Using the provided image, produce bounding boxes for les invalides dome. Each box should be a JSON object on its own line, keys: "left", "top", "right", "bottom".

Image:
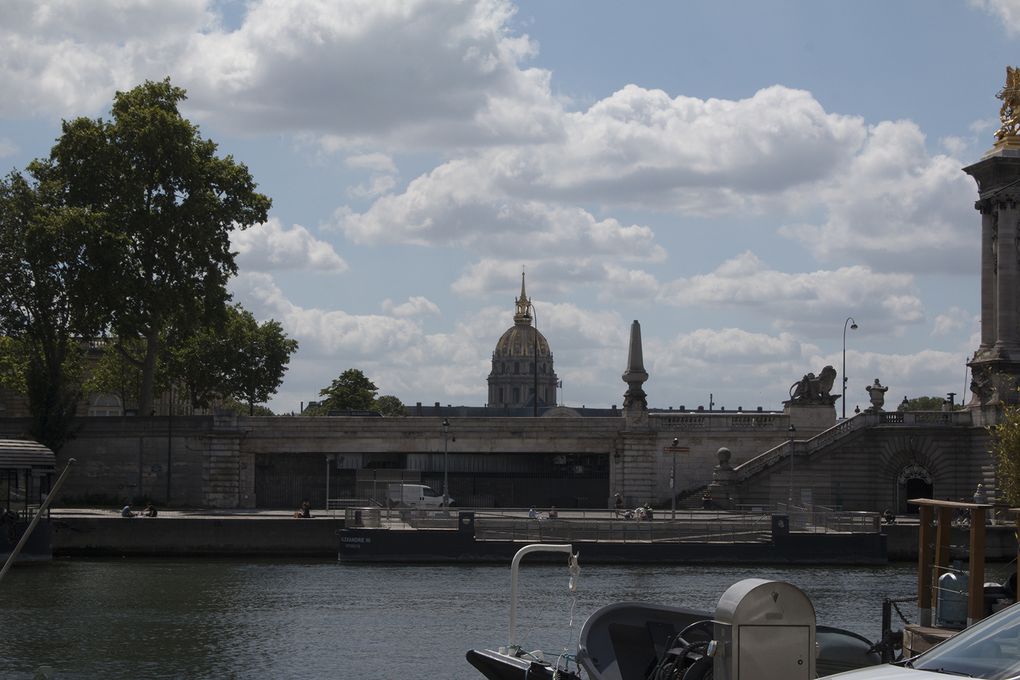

{"left": 487, "top": 273, "right": 559, "bottom": 410}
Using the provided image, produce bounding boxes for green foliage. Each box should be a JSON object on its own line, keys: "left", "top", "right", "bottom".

{"left": 0, "top": 169, "right": 107, "bottom": 449}
{"left": 0, "top": 336, "right": 26, "bottom": 393}
{"left": 305, "top": 370, "right": 403, "bottom": 416}
{"left": 991, "top": 402, "right": 1020, "bottom": 506}
{"left": 40, "top": 78, "right": 271, "bottom": 414}
{"left": 897, "top": 396, "right": 953, "bottom": 411}
{"left": 85, "top": 337, "right": 153, "bottom": 411}
{"left": 374, "top": 394, "right": 405, "bottom": 417}
{"left": 217, "top": 397, "right": 274, "bottom": 417}
{"left": 222, "top": 306, "right": 298, "bottom": 415}
{"left": 316, "top": 369, "right": 379, "bottom": 412}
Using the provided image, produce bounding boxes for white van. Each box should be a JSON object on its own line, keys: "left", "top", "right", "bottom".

{"left": 386, "top": 483, "right": 451, "bottom": 508}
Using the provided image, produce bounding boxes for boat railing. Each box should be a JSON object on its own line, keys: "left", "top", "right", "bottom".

{"left": 341, "top": 507, "right": 883, "bottom": 539}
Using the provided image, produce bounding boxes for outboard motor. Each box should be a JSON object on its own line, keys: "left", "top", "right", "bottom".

{"left": 713, "top": 578, "right": 816, "bottom": 680}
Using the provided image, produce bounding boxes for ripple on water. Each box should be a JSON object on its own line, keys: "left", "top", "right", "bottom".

{"left": 1, "top": 558, "right": 924, "bottom": 679}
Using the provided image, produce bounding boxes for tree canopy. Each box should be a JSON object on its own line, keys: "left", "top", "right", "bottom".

{"left": 307, "top": 369, "right": 404, "bottom": 416}
{"left": 221, "top": 306, "right": 298, "bottom": 415}
{"left": 897, "top": 396, "right": 956, "bottom": 411}
{"left": 0, "top": 169, "right": 107, "bottom": 448}
{"left": 40, "top": 78, "right": 271, "bottom": 415}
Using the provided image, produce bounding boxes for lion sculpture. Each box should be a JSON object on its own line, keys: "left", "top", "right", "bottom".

{"left": 788, "top": 365, "right": 838, "bottom": 405}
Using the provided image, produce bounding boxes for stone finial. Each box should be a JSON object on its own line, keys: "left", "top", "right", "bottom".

{"left": 622, "top": 320, "right": 648, "bottom": 412}
{"left": 866, "top": 378, "right": 888, "bottom": 412}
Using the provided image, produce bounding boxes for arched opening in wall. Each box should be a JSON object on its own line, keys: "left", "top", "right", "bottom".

{"left": 88, "top": 393, "right": 123, "bottom": 417}
{"left": 896, "top": 463, "right": 934, "bottom": 515}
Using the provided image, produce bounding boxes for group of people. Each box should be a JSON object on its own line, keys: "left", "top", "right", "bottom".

{"left": 614, "top": 494, "right": 654, "bottom": 520}
{"left": 293, "top": 500, "right": 312, "bottom": 518}
{"left": 527, "top": 506, "right": 558, "bottom": 520}
{"left": 121, "top": 503, "right": 157, "bottom": 518}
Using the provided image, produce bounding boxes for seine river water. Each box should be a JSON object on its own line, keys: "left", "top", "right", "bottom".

{"left": 4, "top": 557, "right": 993, "bottom": 679}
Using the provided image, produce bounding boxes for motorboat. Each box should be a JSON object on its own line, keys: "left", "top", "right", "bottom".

{"left": 466, "top": 544, "right": 883, "bottom": 680}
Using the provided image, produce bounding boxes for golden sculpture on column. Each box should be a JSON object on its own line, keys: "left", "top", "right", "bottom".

{"left": 995, "top": 65, "right": 1020, "bottom": 144}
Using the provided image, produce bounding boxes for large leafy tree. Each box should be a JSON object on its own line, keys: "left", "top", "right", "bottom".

{"left": 163, "top": 303, "right": 297, "bottom": 414}
{"left": 221, "top": 305, "right": 298, "bottom": 415}
{"left": 40, "top": 78, "right": 271, "bottom": 415}
{"left": 315, "top": 369, "right": 379, "bottom": 413}
{"left": 374, "top": 394, "right": 406, "bottom": 417}
{"left": 306, "top": 369, "right": 403, "bottom": 416}
{"left": 0, "top": 171, "right": 107, "bottom": 449}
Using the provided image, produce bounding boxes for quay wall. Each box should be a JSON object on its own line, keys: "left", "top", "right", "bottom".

{"left": 1, "top": 412, "right": 808, "bottom": 510}
{"left": 48, "top": 514, "right": 1020, "bottom": 562}
{"left": 53, "top": 516, "right": 345, "bottom": 557}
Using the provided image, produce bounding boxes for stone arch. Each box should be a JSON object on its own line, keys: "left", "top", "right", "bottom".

{"left": 896, "top": 463, "right": 934, "bottom": 515}
{"left": 88, "top": 393, "right": 123, "bottom": 417}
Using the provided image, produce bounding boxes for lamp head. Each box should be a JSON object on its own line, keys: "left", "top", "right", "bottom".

{"left": 851, "top": 322, "right": 858, "bottom": 330}
{"left": 442, "top": 418, "right": 449, "bottom": 430}
{"left": 673, "top": 437, "right": 679, "bottom": 447}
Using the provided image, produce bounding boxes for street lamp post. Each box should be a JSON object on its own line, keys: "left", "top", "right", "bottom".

{"left": 442, "top": 418, "right": 450, "bottom": 507}
{"left": 670, "top": 437, "right": 678, "bottom": 521}
{"left": 787, "top": 424, "right": 797, "bottom": 508}
{"left": 842, "top": 317, "right": 858, "bottom": 419}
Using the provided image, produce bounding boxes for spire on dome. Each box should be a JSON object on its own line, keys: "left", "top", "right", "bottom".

{"left": 513, "top": 269, "right": 532, "bottom": 325}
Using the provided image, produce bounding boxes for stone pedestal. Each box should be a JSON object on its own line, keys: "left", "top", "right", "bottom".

{"left": 784, "top": 403, "right": 837, "bottom": 433}
{"left": 705, "top": 447, "right": 736, "bottom": 509}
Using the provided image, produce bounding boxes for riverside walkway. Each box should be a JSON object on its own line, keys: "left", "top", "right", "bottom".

{"left": 43, "top": 507, "right": 1018, "bottom": 561}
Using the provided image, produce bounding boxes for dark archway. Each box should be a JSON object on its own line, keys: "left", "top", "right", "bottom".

{"left": 902, "top": 478, "right": 933, "bottom": 514}
{"left": 897, "top": 463, "right": 934, "bottom": 515}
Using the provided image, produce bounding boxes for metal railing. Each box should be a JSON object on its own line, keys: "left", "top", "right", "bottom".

{"left": 340, "top": 507, "right": 882, "bottom": 542}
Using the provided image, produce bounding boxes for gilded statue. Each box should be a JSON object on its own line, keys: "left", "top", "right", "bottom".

{"left": 996, "top": 65, "right": 1020, "bottom": 140}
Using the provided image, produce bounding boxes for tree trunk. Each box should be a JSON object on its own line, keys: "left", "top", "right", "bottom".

{"left": 138, "top": 329, "right": 161, "bottom": 416}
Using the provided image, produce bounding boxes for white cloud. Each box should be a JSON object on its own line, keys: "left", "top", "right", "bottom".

{"left": 177, "top": 0, "right": 562, "bottom": 146}
{"left": 0, "top": 0, "right": 561, "bottom": 148}
{"left": 0, "top": 0, "right": 214, "bottom": 116}
{"left": 231, "top": 217, "right": 348, "bottom": 272}
{"left": 970, "top": 0, "right": 1020, "bottom": 34}
{"left": 932, "top": 307, "right": 976, "bottom": 336}
{"left": 940, "top": 136, "right": 969, "bottom": 156}
{"left": 345, "top": 153, "right": 397, "bottom": 174}
{"left": 382, "top": 296, "right": 441, "bottom": 318}
{"left": 232, "top": 272, "right": 421, "bottom": 358}
{"left": 779, "top": 121, "right": 975, "bottom": 273}
{"left": 658, "top": 251, "right": 923, "bottom": 330}
{"left": 335, "top": 163, "right": 667, "bottom": 261}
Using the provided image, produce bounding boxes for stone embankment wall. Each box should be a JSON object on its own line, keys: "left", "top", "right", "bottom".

{"left": 0, "top": 407, "right": 915, "bottom": 511}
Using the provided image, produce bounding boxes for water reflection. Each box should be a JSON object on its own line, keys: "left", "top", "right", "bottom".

{"left": 0, "top": 558, "right": 943, "bottom": 679}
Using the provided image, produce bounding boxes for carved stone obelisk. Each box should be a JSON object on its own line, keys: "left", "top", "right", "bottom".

{"left": 622, "top": 320, "right": 649, "bottom": 423}
{"left": 964, "top": 67, "right": 1020, "bottom": 422}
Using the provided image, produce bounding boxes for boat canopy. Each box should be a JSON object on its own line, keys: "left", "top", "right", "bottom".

{"left": 0, "top": 439, "right": 56, "bottom": 472}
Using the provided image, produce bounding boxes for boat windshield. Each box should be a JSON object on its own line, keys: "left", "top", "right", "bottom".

{"left": 911, "top": 602, "right": 1020, "bottom": 679}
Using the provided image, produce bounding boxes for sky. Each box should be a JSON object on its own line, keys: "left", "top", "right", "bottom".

{"left": 2, "top": 0, "right": 1019, "bottom": 415}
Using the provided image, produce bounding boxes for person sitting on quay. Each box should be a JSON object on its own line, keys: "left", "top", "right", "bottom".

{"left": 528, "top": 506, "right": 538, "bottom": 519}
{"left": 294, "top": 500, "right": 313, "bottom": 518}
{"left": 121, "top": 504, "right": 136, "bottom": 518}
{"left": 143, "top": 503, "right": 158, "bottom": 518}
{"left": 547, "top": 506, "right": 558, "bottom": 519}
